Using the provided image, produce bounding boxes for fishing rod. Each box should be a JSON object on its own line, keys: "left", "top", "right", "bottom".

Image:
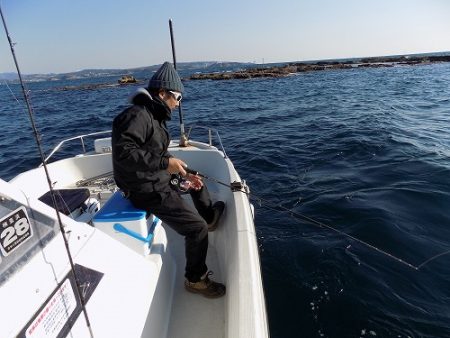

{"left": 169, "top": 19, "right": 188, "bottom": 147}
{"left": 184, "top": 167, "right": 448, "bottom": 271}
{"left": 0, "top": 6, "right": 95, "bottom": 337}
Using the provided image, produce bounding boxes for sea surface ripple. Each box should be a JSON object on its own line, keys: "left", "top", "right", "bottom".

{"left": 1, "top": 63, "right": 450, "bottom": 337}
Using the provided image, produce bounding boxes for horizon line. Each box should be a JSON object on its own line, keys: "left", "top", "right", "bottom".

{"left": 1, "top": 50, "right": 450, "bottom": 77}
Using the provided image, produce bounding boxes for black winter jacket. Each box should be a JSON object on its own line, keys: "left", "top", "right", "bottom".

{"left": 112, "top": 88, "right": 173, "bottom": 194}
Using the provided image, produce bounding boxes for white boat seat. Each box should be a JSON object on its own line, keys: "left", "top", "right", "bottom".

{"left": 38, "top": 188, "right": 90, "bottom": 215}
{"left": 92, "top": 191, "right": 159, "bottom": 255}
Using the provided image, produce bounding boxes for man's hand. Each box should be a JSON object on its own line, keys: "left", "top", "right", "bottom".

{"left": 167, "top": 157, "right": 187, "bottom": 176}
{"left": 187, "top": 173, "right": 204, "bottom": 190}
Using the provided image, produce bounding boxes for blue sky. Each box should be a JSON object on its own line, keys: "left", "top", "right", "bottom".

{"left": 1, "top": 0, "right": 449, "bottom": 74}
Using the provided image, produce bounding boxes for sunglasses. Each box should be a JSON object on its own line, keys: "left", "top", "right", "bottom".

{"left": 168, "top": 90, "right": 182, "bottom": 102}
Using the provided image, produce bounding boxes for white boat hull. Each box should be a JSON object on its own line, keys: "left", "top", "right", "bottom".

{"left": 0, "top": 138, "right": 268, "bottom": 338}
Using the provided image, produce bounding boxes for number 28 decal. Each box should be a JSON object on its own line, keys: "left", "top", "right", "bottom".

{"left": 0, "top": 206, "right": 33, "bottom": 257}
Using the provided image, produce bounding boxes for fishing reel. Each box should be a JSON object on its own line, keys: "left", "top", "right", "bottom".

{"left": 170, "top": 174, "right": 192, "bottom": 193}
{"left": 170, "top": 166, "right": 203, "bottom": 193}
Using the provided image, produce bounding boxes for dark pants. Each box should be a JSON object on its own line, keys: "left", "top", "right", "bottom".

{"left": 129, "top": 186, "right": 214, "bottom": 282}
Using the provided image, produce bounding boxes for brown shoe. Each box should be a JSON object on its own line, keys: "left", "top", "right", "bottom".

{"left": 208, "top": 201, "right": 225, "bottom": 232}
{"left": 184, "top": 271, "right": 226, "bottom": 298}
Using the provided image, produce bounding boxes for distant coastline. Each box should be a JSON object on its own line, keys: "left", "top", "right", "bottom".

{"left": 1, "top": 52, "right": 449, "bottom": 86}
{"left": 0, "top": 62, "right": 245, "bottom": 83}
{"left": 188, "top": 54, "right": 450, "bottom": 81}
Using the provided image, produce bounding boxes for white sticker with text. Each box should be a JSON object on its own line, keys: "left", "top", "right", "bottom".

{"left": 0, "top": 206, "right": 33, "bottom": 256}
{"left": 26, "top": 278, "right": 77, "bottom": 338}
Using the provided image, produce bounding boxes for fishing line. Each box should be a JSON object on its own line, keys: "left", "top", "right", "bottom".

{"left": 2, "top": 79, "right": 22, "bottom": 105}
{"left": 0, "top": 6, "right": 95, "bottom": 337}
{"left": 185, "top": 167, "right": 448, "bottom": 270}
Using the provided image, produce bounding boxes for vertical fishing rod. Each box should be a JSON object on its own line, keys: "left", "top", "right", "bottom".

{"left": 169, "top": 19, "right": 188, "bottom": 147}
{"left": 0, "top": 6, "right": 94, "bottom": 337}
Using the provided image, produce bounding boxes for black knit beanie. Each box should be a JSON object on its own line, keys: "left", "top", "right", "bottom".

{"left": 148, "top": 62, "right": 184, "bottom": 93}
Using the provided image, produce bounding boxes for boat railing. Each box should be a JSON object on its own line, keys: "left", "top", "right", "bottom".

{"left": 41, "top": 130, "right": 112, "bottom": 166}
{"left": 41, "top": 126, "right": 227, "bottom": 166}
{"left": 186, "top": 125, "right": 228, "bottom": 159}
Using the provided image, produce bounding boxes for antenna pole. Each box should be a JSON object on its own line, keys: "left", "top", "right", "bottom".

{"left": 169, "top": 19, "right": 188, "bottom": 147}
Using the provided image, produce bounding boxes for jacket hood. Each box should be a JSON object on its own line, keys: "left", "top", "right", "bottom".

{"left": 129, "top": 88, "right": 172, "bottom": 120}
{"left": 129, "top": 87, "right": 152, "bottom": 105}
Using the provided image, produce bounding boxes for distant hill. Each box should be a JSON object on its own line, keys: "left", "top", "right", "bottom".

{"left": 0, "top": 61, "right": 252, "bottom": 83}
{"left": 0, "top": 72, "right": 19, "bottom": 81}
{"left": 2, "top": 52, "right": 449, "bottom": 83}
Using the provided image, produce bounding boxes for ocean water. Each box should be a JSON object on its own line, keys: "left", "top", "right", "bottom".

{"left": 1, "top": 63, "right": 450, "bottom": 337}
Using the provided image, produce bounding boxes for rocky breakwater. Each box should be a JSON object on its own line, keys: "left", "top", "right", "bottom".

{"left": 189, "top": 65, "right": 299, "bottom": 80}
{"left": 188, "top": 55, "right": 450, "bottom": 81}
{"left": 188, "top": 62, "right": 356, "bottom": 81}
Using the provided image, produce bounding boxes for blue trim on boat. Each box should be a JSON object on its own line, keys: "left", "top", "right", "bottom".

{"left": 113, "top": 217, "right": 160, "bottom": 244}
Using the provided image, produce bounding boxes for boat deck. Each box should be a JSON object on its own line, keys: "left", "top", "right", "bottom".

{"left": 78, "top": 177, "right": 227, "bottom": 337}
{"left": 165, "top": 225, "right": 225, "bottom": 338}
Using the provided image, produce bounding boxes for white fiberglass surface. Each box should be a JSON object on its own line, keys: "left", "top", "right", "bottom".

{"left": 164, "top": 224, "right": 225, "bottom": 338}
